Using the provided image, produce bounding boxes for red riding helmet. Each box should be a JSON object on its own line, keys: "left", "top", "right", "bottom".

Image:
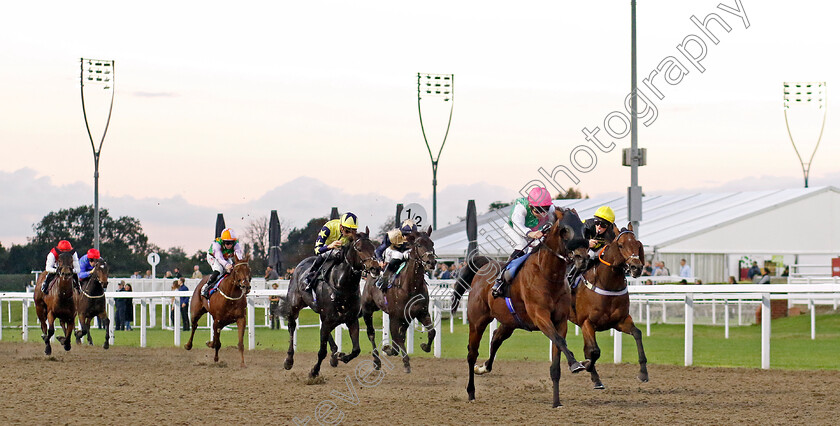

{"left": 87, "top": 248, "right": 101, "bottom": 259}
{"left": 57, "top": 240, "right": 73, "bottom": 252}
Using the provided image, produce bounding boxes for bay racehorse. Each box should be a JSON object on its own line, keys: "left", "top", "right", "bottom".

{"left": 33, "top": 252, "right": 77, "bottom": 355}
{"left": 570, "top": 223, "right": 648, "bottom": 389}
{"left": 451, "top": 208, "right": 589, "bottom": 407}
{"left": 185, "top": 254, "right": 252, "bottom": 367}
{"left": 361, "top": 227, "right": 437, "bottom": 373}
{"left": 74, "top": 257, "right": 111, "bottom": 348}
{"left": 280, "top": 227, "right": 380, "bottom": 379}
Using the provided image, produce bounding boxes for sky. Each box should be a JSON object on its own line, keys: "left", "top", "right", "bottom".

{"left": 2, "top": 0, "right": 839, "bottom": 253}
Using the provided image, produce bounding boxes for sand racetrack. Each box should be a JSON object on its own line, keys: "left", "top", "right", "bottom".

{"left": 1, "top": 342, "right": 838, "bottom": 425}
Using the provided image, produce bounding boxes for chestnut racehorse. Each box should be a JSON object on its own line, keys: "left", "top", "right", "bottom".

{"left": 34, "top": 252, "right": 77, "bottom": 355}
{"left": 74, "top": 258, "right": 111, "bottom": 348}
{"left": 361, "top": 227, "right": 438, "bottom": 373}
{"left": 570, "top": 223, "right": 648, "bottom": 389}
{"left": 185, "top": 254, "right": 252, "bottom": 367}
{"left": 451, "top": 208, "right": 589, "bottom": 408}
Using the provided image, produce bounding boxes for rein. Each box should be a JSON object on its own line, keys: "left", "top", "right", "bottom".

{"left": 346, "top": 237, "right": 377, "bottom": 275}
{"left": 216, "top": 262, "right": 250, "bottom": 301}
{"left": 589, "top": 230, "right": 641, "bottom": 296}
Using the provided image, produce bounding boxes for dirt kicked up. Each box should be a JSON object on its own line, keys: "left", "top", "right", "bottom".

{"left": 1, "top": 342, "right": 838, "bottom": 425}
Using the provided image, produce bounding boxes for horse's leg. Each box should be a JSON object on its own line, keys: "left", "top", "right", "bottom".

{"left": 340, "top": 318, "right": 362, "bottom": 364}
{"left": 184, "top": 305, "right": 206, "bottom": 351}
{"left": 328, "top": 331, "right": 340, "bottom": 368}
{"left": 556, "top": 318, "right": 579, "bottom": 371}
{"left": 237, "top": 316, "right": 246, "bottom": 368}
{"left": 549, "top": 341, "right": 563, "bottom": 408}
{"left": 100, "top": 312, "right": 110, "bottom": 349}
{"left": 363, "top": 308, "right": 381, "bottom": 370}
{"left": 283, "top": 305, "right": 302, "bottom": 370}
{"left": 475, "top": 323, "right": 514, "bottom": 375}
{"left": 74, "top": 313, "right": 86, "bottom": 344}
{"left": 44, "top": 311, "right": 55, "bottom": 355}
{"left": 531, "top": 309, "right": 584, "bottom": 373}
{"left": 310, "top": 322, "right": 334, "bottom": 378}
{"left": 580, "top": 319, "right": 604, "bottom": 389}
{"left": 395, "top": 319, "right": 411, "bottom": 373}
{"left": 383, "top": 315, "right": 401, "bottom": 357}
{"left": 616, "top": 315, "right": 648, "bottom": 383}
{"left": 61, "top": 318, "right": 73, "bottom": 352}
{"left": 209, "top": 318, "right": 222, "bottom": 362}
{"left": 418, "top": 309, "right": 435, "bottom": 353}
{"left": 466, "top": 315, "right": 492, "bottom": 402}
{"left": 86, "top": 316, "right": 94, "bottom": 345}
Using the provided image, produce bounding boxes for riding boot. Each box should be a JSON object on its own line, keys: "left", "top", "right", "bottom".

{"left": 203, "top": 271, "right": 220, "bottom": 299}
{"left": 42, "top": 273, "right": 55, "bottom": 293}
{"left": 73, "top": 274, "right": 81, "bottom": 292}
{"left": 304, "top": 254, "right": 328, "bottom": 291}
{"left": 492, "top": 249, "right": 525, "bottom": 298}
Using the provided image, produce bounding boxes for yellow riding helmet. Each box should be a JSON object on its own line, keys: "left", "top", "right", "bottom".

{"left": 340, "top": 213, "right": 358, "bottom": 230}
{"left": 220, "top": 228, "right": 237, "bottom": 242}
{"left": 594, "top": 206, "right": 615, "bottom": 224}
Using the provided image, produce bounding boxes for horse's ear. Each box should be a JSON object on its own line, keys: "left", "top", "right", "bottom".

{"left": 554, "top": 208, "right": 562, "bottom": 222}
{"left": 627, "top": 222, "right": 634, "bottom": 232}
{"left": 571, "top": 208, "right": 578, "bottom": 215}
{"left": 365, "top": 226, "right": 370, "bottom": 235}
{"left": 426, "top": 225, "right": 432, "bottom": 237}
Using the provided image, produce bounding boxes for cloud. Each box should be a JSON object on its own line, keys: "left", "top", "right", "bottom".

{"left": 132, "top": 91, "right": 178, "bottom": 98}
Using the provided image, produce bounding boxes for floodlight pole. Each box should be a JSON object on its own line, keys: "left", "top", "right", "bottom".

{"left": 628, "top": 1, "right": 642, "bottom": 235}
{"left": 81, "top": 58, "right": 116, "bottom": 250}
{"left": 783, "top": 82, "right": 828, "bottom": 188}
{"left": 417, "top": 73, "right": 455, "bottom": 230}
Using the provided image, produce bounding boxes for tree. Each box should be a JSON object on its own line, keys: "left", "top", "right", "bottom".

{"left": 488, "top": 201, "right": 511, "bottom": 211}
{"left": 555, "top": 187, "right": 588, "bottom": 200}
{"left": 244, "top": 216, "right": 269, "bottom": 273}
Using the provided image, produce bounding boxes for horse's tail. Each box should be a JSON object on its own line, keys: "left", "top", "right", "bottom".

{"left": 450, "top": 255, "right": 492, "bottom": 313}
{"left": 277, "top": 293, "right": 291, "bottom": 319}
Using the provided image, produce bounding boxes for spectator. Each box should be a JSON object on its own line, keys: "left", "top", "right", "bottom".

{"left": 131, "top": 271, "right": 141, "bottom": 279}
{"left": 265, "top": 266, "right": 280, "bottom": 281}
{"left": 679, "top": 279, "right": 688, "bottom": 284}
{"left": 781, "top": 266, "right": 790, "bottom": 277}
{"left": 178, "top": 277, "right": 190, "bottom": 331}
{"left": 144, "top": 270, "right": 152, "bottom": 279}
{"left": 654, "top": 261, "right": 670, "bottom": 276}
{"left": 644, "top": 279, "right": 653, "bottom": 285}
{"left": 757, "top": 268, "right": 771, "bottom": 284}
{"left": 695, "top": 279, "right": 703, "bottom": 285}
{"left": 434, "top": 263, "right": 447, "bottom": 279}
{"left": 285, "top": 268, "right": 295, "bottom": 279}
{"left": 164, "top": 271, "right": 173, "bottom": 279}
{"left": 191, "top": 265, "right": 203, "bottom": 279}
{"left": 170, "top": 280, "right": 181, "bottom": 326}
{"left": 747, "top": 261, "right": 761, "bottom": 281}
{"left": 173, "top": 268, "right": 183, "bottom": 279}
{"left": 679, "top": 259, "right": 692, "bottom": 278}
{"left": 728, "top": 276, "right": 737, "bottom": 284}
{"left": 441, "top": 264, "right": 452, "bottom": 280}
{"left": 269, "top": 283, "right": 281, "bottom": 330}
{"left": 642, "top": 261, "right": 653, "bottom": 276}
{"left": 115, "top": 281, "right": 126, "bottom": 330}
{"left": 124, "top": 284, "right": 134, "bottom": 330}
{"left": 448, "top": 264, "right": 457, "bottom": 279}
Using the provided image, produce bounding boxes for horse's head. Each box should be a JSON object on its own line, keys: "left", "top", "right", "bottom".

{"left": 603, "top": 223, "right": 645, "bottom": 278}
{"left": 347, "top": 227, "right": 381, "bottom": 277}
{"left": 545, "top": 208, "right": 588, "bottom": 268}
{"left": 410, "top": 225, "right": 437, "bottom": 272}
{"left": 57, "top": 252, "right": 75, "bottom": 278}
{"left": 91, "top": 258, "right": 110, "bottom": 289}
{"left": 231, "top": 254, "right": 252, "bottom": 294}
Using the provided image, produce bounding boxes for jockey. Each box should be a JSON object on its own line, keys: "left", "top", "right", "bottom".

{"left": 78, "top": 248, "right": 101, "bottom": 283}
{"left": 374, "top": 219, "right": 417, "bottom": 292}
{"left": 42, "top": 240, "right": 81, "bottom": 293}
{"left": 201, "top": 228, "right": 244, "bottom": 299}
{"left": 303, "top": 212, "right": 359, "bottom": 292}
{"left": 566, "top": 205, "right": 616, "bottom": 289}
{"left": 491, "top": 187, "right": 555, "bottom": 298}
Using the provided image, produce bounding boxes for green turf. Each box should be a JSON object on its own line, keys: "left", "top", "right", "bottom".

{"left": 2, "top": 301, "right": 838, "bottom": 370}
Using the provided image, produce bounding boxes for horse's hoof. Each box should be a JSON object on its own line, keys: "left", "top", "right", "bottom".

{"left": 639, "top": 375, "right": 649, "bottom": 383}
{"left": 593, "top": 383, "right": 605, "bottom": 390}
{"left": 88, "top": 341, "right": 93, "bottom": 346}
{"left": 329, "top": 354, "right": 339, "bottom": 368}
{"left": 205, "top": 341, "right": 213, "bottom": 349}
{"left": 403, "top": 365, "right": 411, "bottom": 374}
{"left": 64, "top": 344, "right": 71, "bottom": 352}
{"left": 184, "top": 343, "right": 192, "bottom": 351}
{"left": 283, "top": 358, "right": 294, "bottom": 370}
{"left": 103, "top": 343, "right": 109, "bottom": 350}
{"left": 553, "top": 403, "right": 564, "bottom": 408}
{"left": 570, "top": 362, "right": 585, "bottom": 373}
{"left": 240, "top": 363, "right": 247, "bottom": 369}
{"left": 44, "top": 346, "right": 52, "bottom": 356}
{"left": 420, "top": 343, "right": 431, "bottom": 353}
{"left": 474, "top": 365, "right": 489, "bottom": 375}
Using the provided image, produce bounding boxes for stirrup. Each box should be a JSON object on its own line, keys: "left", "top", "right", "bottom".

{"left": 491, "top": 279, "right": 504, "bottom": 298}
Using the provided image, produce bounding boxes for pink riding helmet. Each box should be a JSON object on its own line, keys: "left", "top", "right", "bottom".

{"left": 527, "top": 187, "right": 553, "bottom": 207}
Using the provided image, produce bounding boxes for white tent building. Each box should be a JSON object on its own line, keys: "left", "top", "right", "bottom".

{"left": 431, "top": 186, "right": 840, "bottom": 283}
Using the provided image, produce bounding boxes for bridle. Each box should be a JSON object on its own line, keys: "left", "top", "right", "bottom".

{"left": 81, "top": 260, "right": 108, "bottom": 299}
{"left": 409, "top": 237, "right": 437, "bottom": 271}
{"left": 598, "top": 230, "right": 642, "bottom": 272}
{"left": 345, "top": 236, "right": 379, "bottom": 276}
{"left": 217, "top": 261, "right": 251, "bottom": 301}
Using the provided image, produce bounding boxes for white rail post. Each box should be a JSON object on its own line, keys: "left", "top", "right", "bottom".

{"left": 461, "top": 302, "right": 467, "bottom": 325}
{"left": 724, "top": 299, "right": 730, "bottom": 339}
{"left": 609, "top": 328, "right": 614, "bottom": 336}
{"left": 108, "top": 297, "right": 115, "bottom": 345}
{"left": 382, "top": 313, "right": 390, "bottom": 347}
{"left": 549, "top": 340, "right": 553, "bottom": 361}
{"left": 140, "top": 299, "right": 148, "bottom": 348}
{"left": 292, "top": 326, "right": 298, "bottom": 352}
{"left": 738, "top": 299, "right": 743, "bottom": 326}
{"left": 148, "top": 299, "right": 155, "bottom": 328}
{"left": 433, "top": 304, "right": 441, "bottom": 358}
{"left": 173, "top": 298, "right": 181, "bottom": 347}
{"left": 247, "top": 296, "right": 255, "bottom": 350}
{"left": 0, "top": 299, "right": 4, "bottom": 340}
{"left": 662, "top": 300, "right": 667, "bottom": 323}
{"left": 810, "top": 299, "right": 816, "bottom": 340}
{"left": 761, "top": 294, "right": 771, "bottom": 369}
{"left": 450, "top": 313, "right": 454, "bottom": 334}
{"left": 488, "top": 319, "right": 497, "bottom": 356}
{"left": 335, "top": 324, "right": 343, "bottom": 352}
{"left": 7, "top": 300, "right": 10, "bottom": 323}
{"left": 613, "top": 327, "right": 622, "bottom": 363}
{"left": 712, "top": 300, "right": 717, "bottom": 325}
{"left": 575, "top": 323, "right": 579, "bottom": 336}
{"left": 645, "top": 300, "right": 651, "bottom": 337}
{"left": 684, "top": 294, "right": 694, "bottom": 366}
{"left": 22, "top": 300, "right": 29, "bottom": 342}
{"left": 638, "top": 301, "right": 643, "bottom": 324}
{"left": 208, "top": 313, "right": 213, "bottom": 341}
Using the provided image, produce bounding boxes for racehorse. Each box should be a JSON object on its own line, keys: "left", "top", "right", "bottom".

{"left": 361, "top": 227, "right": 437, "bottom": 373}
{"left": 451, "top": 208, "right": 589, "bottom": 407}
{"left": 74, "top": 257, "right": 111, "bottom": 348}
{"left": 33, "top": 252, "right": 77, "bottom": 355}
{"left": 280, "top": 227, "right": 380, "bottom": 379}
{"left": 185, "top": 254, "right": 252, "bottom": 367}
{"left": 570, "top": 223, "right": 648, "bottom": 389}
